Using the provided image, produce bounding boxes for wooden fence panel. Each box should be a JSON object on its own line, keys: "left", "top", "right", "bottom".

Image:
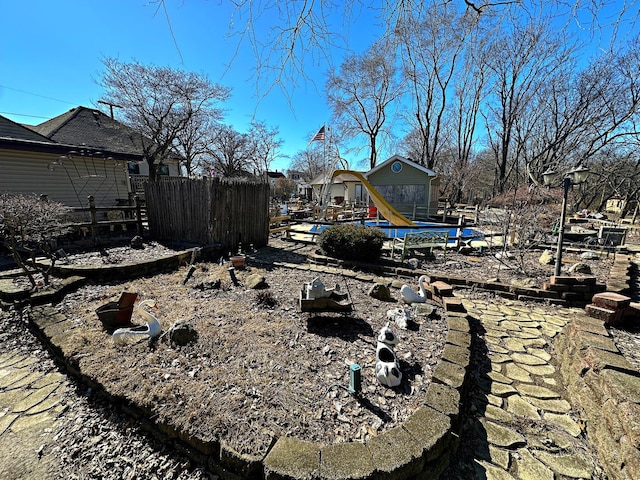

{"left": 145, "top": 177, "right": 270, "bottom": 251}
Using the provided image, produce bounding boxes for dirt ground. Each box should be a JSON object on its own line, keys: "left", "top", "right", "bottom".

{"left": 54, "top": 257, "right": 448, "bottom": 457}
{"left": 8, "top": 239, "right": 616, "bottom": 458}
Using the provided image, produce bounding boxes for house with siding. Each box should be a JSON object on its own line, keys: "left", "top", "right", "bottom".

{"left": 365, "top": 155, "right": 440, "bottom": 219}
{"left": 0, "top": 107, "right": 181, "bottom": 207}
{"left": 309, "top": 155, "right": 440, "bottom": 219}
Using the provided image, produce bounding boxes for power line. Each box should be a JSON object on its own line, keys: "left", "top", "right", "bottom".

{"left": 0, "top": 111, "right": 50, "bottom": 119}
{"left": 0, "top": 84, "right": 75, "bottom": 105}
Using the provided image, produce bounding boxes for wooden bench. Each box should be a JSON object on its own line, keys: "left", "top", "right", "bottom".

{"left": 391, "top": 230, "right": 449, "bottom": 261}
{"left": 269, "top": 215, "right": 292, "bottom": 237}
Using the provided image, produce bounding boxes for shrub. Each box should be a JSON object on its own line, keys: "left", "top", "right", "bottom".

{"left": 0, "top": 194, "right": 71, "bottom": 288}
{"left": 318, "top": 223, "right": 386, "bottom": 262}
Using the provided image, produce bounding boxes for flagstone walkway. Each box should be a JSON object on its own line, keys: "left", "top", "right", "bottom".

{"left": 0, "top": 341, "right": 67, "bottom": 479}
{"left": 445, "top": 295, "right": 607, "bottom": 479}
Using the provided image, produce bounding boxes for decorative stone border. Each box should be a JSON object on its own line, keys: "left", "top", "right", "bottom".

{"left": 305, "top": 251, "right": 606, "bottom": 307}
{"left": 15, "top": 250, "right": 474, "bottom": 480}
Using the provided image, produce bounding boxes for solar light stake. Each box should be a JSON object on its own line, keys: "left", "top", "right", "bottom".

{"left": 349, "top": 363, "right": 361, "bottom": 394}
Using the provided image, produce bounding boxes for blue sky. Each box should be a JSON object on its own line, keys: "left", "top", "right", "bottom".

{"left": 1, "top": 1, "right": 638, "bottom": 173}
{"left": 0, "top": 1, "right": 382, "bottom": 172}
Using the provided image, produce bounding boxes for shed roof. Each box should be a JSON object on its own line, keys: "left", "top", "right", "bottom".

{"left": 366, "top": 155, "right": 437, "bottom": 178}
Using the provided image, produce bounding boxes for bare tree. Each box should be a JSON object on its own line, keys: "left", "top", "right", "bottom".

{"left": 326, "top": 43, "right": 403, "bottom": 169}
{"left": 0, "top": 194, "right": 70, "bottom": 289}
{"left": 398, "top": 3, "right": 481, "bottom": 170}
{"left": 98, "top": 57, "right": 231, "bottom": 181}
{"left": 247, "top": 121, "right": 284, "bottom": 174}
{"left": 201, "top": 124, "right": 254, "bottom": 177}
{"left": 483, "top": 18, "right": 571, "bottom": 194}
{"left": 174, "top": 112, "right": 219, "bottom": 177}
{"left": 289, "top": 148, "right": 325, "bottom": 181}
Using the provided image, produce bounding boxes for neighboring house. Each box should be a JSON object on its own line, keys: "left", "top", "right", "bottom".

{"left": 266, "top": 171, "right": 286, "bottom": 189}
{"left": 309, "top": 171, "right": 364, "bottom": 205}
{"left": 365, "top": 155, "right": 440, "bottom": 219}
{"left": 286, "top": 169, "right": 312, "bottom": 199}
{"left": 0, "top": 113, "right": 136, "bottom": 208}
{"left": 31, "top": 106, "right": 182, "bottom": 197}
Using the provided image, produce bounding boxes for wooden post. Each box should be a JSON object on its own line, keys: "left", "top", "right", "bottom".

{"left": 88, "top": 195, "right": 98, "bottom": 245}
{"left": 135, "top": 196, "right": 143, "bottom": 236}
{"left": 456, "top": 215, "right": 464, "bottom": 249}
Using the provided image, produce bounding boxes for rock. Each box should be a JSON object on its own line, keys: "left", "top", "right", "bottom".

{"left": 387, "top": 308, "right": 411, "bottom": 329}
{"left": 569, "top": 262, "right": 591, "bottom": 274}
{"left": 194, "top": 279, "right": 221, "bottom": 291}
{"left": 414, "top": 303, "right": 436, "bottom": 317}
{"left": 168, "top": 321, "right": 198, "bottom": 346}
{"left": 406, "top": 258, "right": 420, "bottom": 270}
{"left": 130, "top": 235, "right": 144, "bottom": 249}
{"left": 538, "top": 250, "right": 554, "bottom": 265}
{"left": 510, "top": 278, "right": 537, "bottom": 288}
{"left": 245, "top": 274, "right": 268, "bottom": 289}
{"left": 368, "top": 283, "right": 392, "bottom": 301}
{"left": 580, "top": 251, "right": 600, "bottom": 260}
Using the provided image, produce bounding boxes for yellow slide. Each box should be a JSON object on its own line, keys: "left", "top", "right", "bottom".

{"left": 332, "top": 170, "right": 416, "bottom": 227}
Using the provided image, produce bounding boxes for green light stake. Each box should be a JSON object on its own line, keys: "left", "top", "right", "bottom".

{"left": 349, "top": 363, "right": 361, "bottom": 394}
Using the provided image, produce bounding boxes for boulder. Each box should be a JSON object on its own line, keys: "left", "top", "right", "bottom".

{"left": 245, "top": 274, "right": 268, "bottom": 289}
{"left": 569, "top": 262, "right": 592, "bottom": 274}
{"left": 130, "top": 235, "right": 144, "bottom": 249}
{"left": 368, "top": 283, "right": 392, "bottom": 301}
{"left": 169, "top": 321, "right": 198, "bottom": 346}
{"left": 539, "top": 250, "right": 555, "bottom": 265}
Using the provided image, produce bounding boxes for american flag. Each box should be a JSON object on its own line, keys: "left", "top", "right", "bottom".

{"left": 309, "top": 125, "right": 326, "bottom": 143}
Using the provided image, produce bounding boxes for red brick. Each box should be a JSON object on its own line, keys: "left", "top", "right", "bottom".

{"left": 592, "top": 292, "right": 632, "bottom": 311}
{"left": 585, "top": 304, "right": 624, "bottom": 324}
{"left": 550, "top": 275, "right": 597, "bottom": 285}
{"left": 430, "top": 281, "right": 454, "bottom": 298}
{"left": 443, "top": 296, "right": 465, "bottom": 313}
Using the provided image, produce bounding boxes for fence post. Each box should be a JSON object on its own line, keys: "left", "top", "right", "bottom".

{"left": 135, "top": 196, "right": 143, "bottom": 236}
{"left": 88, "top": 195, "right": 98, "bottom": 245}
{"left": 456, "top": 215, "right": 465, "bottom": 249}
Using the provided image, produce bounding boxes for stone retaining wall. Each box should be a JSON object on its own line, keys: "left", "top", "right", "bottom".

{"left": 556, "top": 304, "right": 640, "bottom": 479}
{"left": 19, "top": 254, "right": 475, "bottom": 480}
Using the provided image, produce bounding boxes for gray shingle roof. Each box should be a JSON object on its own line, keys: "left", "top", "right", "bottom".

{"left": 32, "top": 106, "right": 146, "bottom": 157}
{"left": 0, "top": 115, "right": 54, "bottom": 142}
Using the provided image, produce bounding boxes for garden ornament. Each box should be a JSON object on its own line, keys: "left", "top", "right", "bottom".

{"left": 112, "top": 299, "right": 162, "bottom": 345}
{"left": 400, "top": 275, "right": 429, "bottom": 304}
{"left": 305, "top": 277, "right": 339, "bottom": 300}
{"left": 375, "top": 323, "right": 402, "bottom": 387}
{"left": 375, "top": 342, "right": 402, "bottom": 387}
{"left": 377, "top": 322, "right": 399, "bottom": 345}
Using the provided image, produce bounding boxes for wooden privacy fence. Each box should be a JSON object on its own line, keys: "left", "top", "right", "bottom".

{"left": 145, "top": 177, "right": 270, "bottom": 251}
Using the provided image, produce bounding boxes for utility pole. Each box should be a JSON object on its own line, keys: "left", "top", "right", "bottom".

{"left": 97, "top": 100, "right": 122, "bottom": 119}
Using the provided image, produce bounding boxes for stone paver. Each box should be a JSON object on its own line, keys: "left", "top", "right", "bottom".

{"left": 450, "top": 293, "right": 609, "bottom": 478}
{"left": 0, "top": 348, "right": 65, "bottom": 480}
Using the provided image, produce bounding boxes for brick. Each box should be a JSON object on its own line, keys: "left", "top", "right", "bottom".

{"left": 443, "top": 296, "right": 465, "bottom": 313}
{"left": 585, "top": 304, "right": 623, "bottom": 324}
{"left": 550, "top": 275, "right": 597, "bottom": 285}
{"left": 264, "top": 437, "right": 320, "bottom": 480}
{"left": 592, "top": 292, "right": 632, "bottom": 311}
{"left": 367, "top": 426, "right": 424, "bottom": 479}
{"left": 319, "top": 441, "right": 374, "bottom": 480}
{"left": 430, "top": 281, "right": 454, "bottom": 298}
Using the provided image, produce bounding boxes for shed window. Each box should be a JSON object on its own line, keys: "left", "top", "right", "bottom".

{"left": 374, "top": 185, "right": 425, "bottom": 204}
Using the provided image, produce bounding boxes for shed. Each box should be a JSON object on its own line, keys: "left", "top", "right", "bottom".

{"left": 365, "top": 155, "right": 439, "bottom": 219}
